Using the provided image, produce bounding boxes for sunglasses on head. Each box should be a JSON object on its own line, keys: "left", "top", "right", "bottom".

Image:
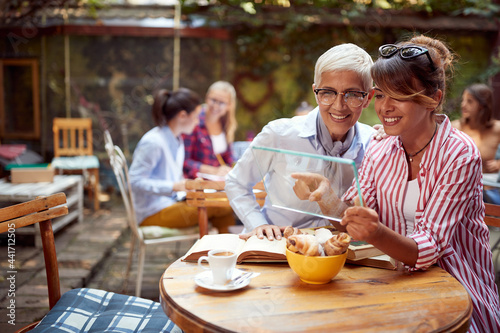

{"left": 379, "top": 44, "right": 436, "bottom": 71}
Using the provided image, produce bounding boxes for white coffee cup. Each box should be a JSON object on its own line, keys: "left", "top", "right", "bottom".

{"left": 197, "top": 249, "right": 237, "bottom": 285}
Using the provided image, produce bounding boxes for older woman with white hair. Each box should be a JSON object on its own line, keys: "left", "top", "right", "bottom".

{"left": 226, "top": 43, "right": 376, "bottom": 241}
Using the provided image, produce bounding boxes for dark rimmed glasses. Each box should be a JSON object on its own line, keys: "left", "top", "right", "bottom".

{"left": 379, "top": 44, "right": 436, "bottom": 71}
{"left": 313, "top": 88, "right": 368, "bottom": 108}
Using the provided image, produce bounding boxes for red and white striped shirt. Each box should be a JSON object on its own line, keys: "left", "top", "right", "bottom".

{"left": 344, "top": 115, "right": 500, "bottom": 332}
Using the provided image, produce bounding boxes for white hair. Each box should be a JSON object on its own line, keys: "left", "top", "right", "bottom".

{"left": 314, "top": 43, "right": 373, "bottom": 91}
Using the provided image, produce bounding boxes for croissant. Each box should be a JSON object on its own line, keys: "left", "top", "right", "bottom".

{"left": 283, "top": 226, "right": 302, "bottom": 238}
{"left": 324, "top": 232, "right": 351, "bottom": 256}
{"left": 283, "top": 226, "right": 302, "bottom": 253}
{"left": 288, "top": 234, "right": 322, "bottom": 256}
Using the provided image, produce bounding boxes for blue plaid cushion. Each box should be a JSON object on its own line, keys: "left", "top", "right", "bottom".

{"left": 30, "top": 288, "right": 183, "bottom": 333}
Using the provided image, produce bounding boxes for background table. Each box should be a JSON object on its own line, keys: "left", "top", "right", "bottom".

{"left": 160, "top": 260, "right": 472, "bottom": 333}
{"left": 483, "top": 173, "right": 500, "bottom": 188}
{"left": 0, "top": 175, "right": 83, "bottom": 247}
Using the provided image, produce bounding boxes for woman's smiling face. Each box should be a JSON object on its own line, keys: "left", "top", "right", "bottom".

{"left": 314, "top": 70, "right": 371, "bottom": 142}
{"left": 373, "top": 87, "right": 429, "bottom": 139}
{"left": 206, "top": 90, "right": 231, "bottom": 118}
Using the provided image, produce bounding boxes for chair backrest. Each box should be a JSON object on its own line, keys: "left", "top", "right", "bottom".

{"left": 106, "top": 142, "right": 142, "bottom": 241}
{"left": 53, "top": 117, "right": 94, "bottom": 157}
{"left": 104, "top": 130, "right": 113, "bottom": 156}
{"left": 0, "top": 193, "right": 68, "bottom": 309}
{"left": 185, "top": 180, "right": 266, "bottom": 204}
{"left": 485, "top": 203, "right": 500, "bottom": 228}
{"left": 185, "top": 179, "right": 266, "bottom": 237}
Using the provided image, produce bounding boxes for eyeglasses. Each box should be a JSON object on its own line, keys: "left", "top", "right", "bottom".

{"left": 207, "top": 98, "right": 227, "bottom": 108}
{"left": 313, "top": 88, "right": 368, "bottom": 108}
{"left": 379, "top": 44, "right": 436, "bottom": 71}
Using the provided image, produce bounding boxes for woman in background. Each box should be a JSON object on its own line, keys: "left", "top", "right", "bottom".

{"left": 129, "top": 88, "right": 234, "bottom": 233}
{"left": 451, "top": 83, "right": 500, "bottom": 173}
{"left": 183, "top": 81, "right": 238, "bottom": 179}
{"left": 452, "top": 84, "right": 500, "bottom": 203}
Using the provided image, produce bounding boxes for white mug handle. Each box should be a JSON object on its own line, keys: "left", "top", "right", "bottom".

{"left": 197, "top": 256, "right": 210, "bottom": 270}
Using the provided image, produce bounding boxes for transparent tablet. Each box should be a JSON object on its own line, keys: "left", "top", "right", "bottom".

{"left": 251, "top": 146, "right": 363, "bottom": 222}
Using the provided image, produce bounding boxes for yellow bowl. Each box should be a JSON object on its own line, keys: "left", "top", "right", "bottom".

{"left": 286, "top": 248, "right": 347, "bottom": 284}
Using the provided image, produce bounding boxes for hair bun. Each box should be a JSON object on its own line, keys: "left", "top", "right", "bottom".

{"left": 409, "top": 35, "right": 455, "bottom": 72}
{"left": 160, "top": 89, "right": 171, "bottom": 99}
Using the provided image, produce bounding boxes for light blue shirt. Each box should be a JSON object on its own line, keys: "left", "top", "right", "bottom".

{"left": 129, "top": 126, "right": 184, "bottom": 224}
{"left": 225, "top": 107, "right": 374, "bottom": 231}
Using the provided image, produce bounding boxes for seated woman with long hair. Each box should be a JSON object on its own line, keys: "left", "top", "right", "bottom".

{"left": 129, "top": 88, "right": 234, "bottom": 233}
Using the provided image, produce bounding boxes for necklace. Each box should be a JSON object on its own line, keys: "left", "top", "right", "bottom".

{"left": 405, "top": 123, "right": 438, "bottom": 162}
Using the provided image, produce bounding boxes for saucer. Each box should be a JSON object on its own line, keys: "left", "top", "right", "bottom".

{"left": 194, "top": 269, "right": 251, "bottom": 291}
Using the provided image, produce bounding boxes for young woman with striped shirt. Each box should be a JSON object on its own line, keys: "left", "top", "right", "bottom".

{"left": 340, "top": 35, "right": 500, "bottom": 332}
{"left": 292, "top": 35, "right": 500, "bottom": 332}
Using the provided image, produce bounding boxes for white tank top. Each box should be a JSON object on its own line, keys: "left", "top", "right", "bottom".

{"left": 403, "top": 179, "right": 420, "bottom": 235}
{"left": 210, "top": 132, "right": 228, "bottom": 155}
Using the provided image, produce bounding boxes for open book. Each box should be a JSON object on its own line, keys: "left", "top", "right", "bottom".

{"left": 196, "top": 172, "right": 226, "bottom": 181}
{"left": 182, "top": 234, "right": 288, "bottom": 264}
{"left": 182, "top": 231, "right": 385, "bottom": 264}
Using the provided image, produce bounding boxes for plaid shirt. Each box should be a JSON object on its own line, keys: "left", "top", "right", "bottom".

{"left": 183, "top": 108, "right": 233, "bottom": 179}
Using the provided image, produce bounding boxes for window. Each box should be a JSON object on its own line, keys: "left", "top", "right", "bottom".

{"left": 0, "top": 58, "right": 40, "bottom": 139}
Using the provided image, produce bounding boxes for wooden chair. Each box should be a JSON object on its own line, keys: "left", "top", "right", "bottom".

{"left": 185, "top": 179, "right": 266, "bottom": 238}
{"left": 0, "top": 193, "right": 181, "bottom": 332}
{"left": 104, "top": 131, "right": 198, "bottom": 297}
{"left": 484, "top": 203, "right": 500, "bottom": 228}
{"left": 52, "top": 117, "right": 100, "bottom": 211}
{"left": 485, "top": 203, "right": 500, "bottom": 280}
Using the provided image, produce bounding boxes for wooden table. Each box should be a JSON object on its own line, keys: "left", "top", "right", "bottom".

{"left": 160, "top": 260, "right": 472, "bottom": 333}
{"left": 0, "top": 175, "right": 83, "bottom": 247}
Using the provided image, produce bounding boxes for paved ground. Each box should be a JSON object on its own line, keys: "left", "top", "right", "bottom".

{"left": 0, "top": 193, "right": 499, "bottom": 333}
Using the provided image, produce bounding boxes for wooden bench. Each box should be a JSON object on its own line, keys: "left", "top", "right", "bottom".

{"left": 0, "top": 175, "right": 83, "bottom": 247}
{"left": 185, "top": 179, "right": 266, "bottom": 237}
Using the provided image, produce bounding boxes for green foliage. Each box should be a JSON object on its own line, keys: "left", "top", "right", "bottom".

{"left": 0, "top": 0, "right": 108, "bottom": 24}
{"left": 181, "top": 0, "right": 500, "bottom": 18}
{"left": 3, "top": 0, "right": 499, "bottom": 143}
{"left": 177, "top": 0, "right": 500, "bottom": 139}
